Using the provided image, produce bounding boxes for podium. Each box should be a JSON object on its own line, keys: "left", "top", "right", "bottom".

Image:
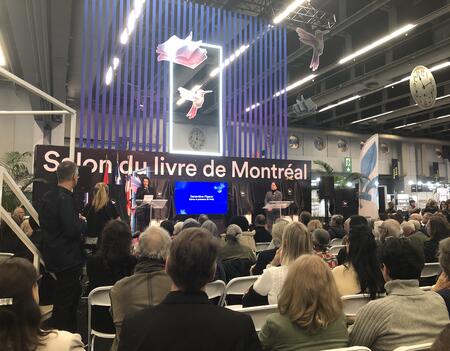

{"left": 136, "top": 198, "right": 168, "bottom": 227}
{"left": 263, "top": 201, "right": 293, "bottom": 219}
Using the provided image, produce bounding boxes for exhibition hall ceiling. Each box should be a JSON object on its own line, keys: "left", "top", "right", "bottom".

{"left": 0, "top": 0, "right": 449, "bottom": 140}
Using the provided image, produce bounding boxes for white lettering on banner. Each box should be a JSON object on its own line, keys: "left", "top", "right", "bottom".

{"left": 43, "top": 151, "right": 60, "bottom": 172}
{"left": 232, "top": 161, "right": 247, "bottom": 178}
{"left": 83, "top": 159, "right": 98, "bottom": 172}
{"left": 203, "top": 160, "right": 215, "bottom": 177}
{"left": 216, "top": 165, "right": 226, "bottom": 178}
{"left": 99, "top": 159, "right": 112, "bottom": 174}
{"left": 185, "top": 163, "right": 197, "bottom": 176}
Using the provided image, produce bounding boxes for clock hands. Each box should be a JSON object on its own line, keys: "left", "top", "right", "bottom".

{"left": 417, "top": 75, "right": 426, "bottom": 89}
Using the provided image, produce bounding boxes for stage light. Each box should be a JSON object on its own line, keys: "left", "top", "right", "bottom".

{"left": 112, "top": 57, "right": 120, "bottom": 70}
{"left": 120, "top": 29, "right": 129, "bottom": 44}
{"left": 319, "top": 95, "right": 360, "bottom": 112}
{"left": 350, "top": 110, "right": 394, "bottom": 125}
{"left": 339, "top": 24, "right": 415, "bottom": 64}
{"left": 105, "top": 66, "right": 113, "bottom": 85}
{"left": 245, "top": 103, "right": 260, "bottom": 112}
{"left": 430, "top": 61, "right": 450, "bottom": 72}
{"left": 0, "top": 42, "right": 6, "bottom": 66}
{"left": 273, "top": 0, "right": 307, "bottom": 24}
{"left": 408, "top": 180, "right": 414, "bottom": 185}
{"left": 346, "top": 182, "right": 353, "bottom": 188}
{"left": 418, "top": 181, "right": 423, "bottom": 186}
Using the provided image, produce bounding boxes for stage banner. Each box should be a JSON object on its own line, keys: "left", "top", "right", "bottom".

{"left": 34, "top": 145, "right": 311, "bottom": 184}
{"left": 359, "top": 134, "right": 379, "bottom": 218}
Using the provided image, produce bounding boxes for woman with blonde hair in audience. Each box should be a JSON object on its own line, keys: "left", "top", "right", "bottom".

{"left": 259, "top": 254, "right": 348, "bottom": 350}
{"left": 251, "top": 222, "right": 313, "bottom": 304}
{"left": 0, "top": 257, "right": 84, "bottom": 351}
{"left": 306, "top": 219, "right": 322, "bottom": 233}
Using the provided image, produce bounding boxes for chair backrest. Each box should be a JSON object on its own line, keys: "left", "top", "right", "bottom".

{"left": 221, "top": 275, "right": 260, "bottom": 306}
{"left": 88, "top": 285, "right": 113, "bottom": 307}
{"left": 205, "top": 280, "right": 226, "bottom": 300}
{"left": 341, "top": 294, "right": 371, "bottom": 317}
{"left": 255, "top": 242, "right": 271, "bottom": 252}
{"left": 393, "top": 342, "right": 432, "bottom": 351}
{"left": 322, "top": 347, "right": 372, "bottom": 351}
{"left": 0, "top": 252, "right": 14, "bottom": 262}
{"left": 329, "top": 238, "right": 343, "bottom": 246}
{"left": 419, "top": 286, "right": 432, "bottom": 291}
{"left": 234, "top": 304, "right": 278, "bottom": 331}
{"left": 328, "top": 245, "right": 346, "bottom": 255}
{"left": 421, "top": 262, "right": 441, "bottom": 278}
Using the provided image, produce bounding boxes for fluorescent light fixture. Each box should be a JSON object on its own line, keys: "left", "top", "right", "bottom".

{"left": 120, "top": 29, "right": 129, "bottom": 44}
{"left": 393, "top": 122, "right": 417, "bottom": 129}
{"left": 105, "top": 66, "right": 113, "bottom": 85}
{"left": 273, "top": 0, "right": 307, "bottom": 24}
{"left": 384, "top": 61, "right": 450, "bottom": 88}
{"left": 436, "top": 93, "right": 450, "bottom": 101}
{"left": 339, "top": 24, "right": 416, "bottom": 64}
{"left": 245, "top": 103, "right": 260, "bottom": 112}
{"left": 350, "top": 110, "right": 394, "bottom": 125}
{"left": 176, "top": 84, "right": 201, "bottom": 106}
{"left": 209, "top": 45, "right": 249, "bottom": 78}
{"left": 408, "top": 180, "right": 414, "bottom": 185}
{"left": 384, "top": 76, "right": 410, "bottom": 88}
{"left": 394, "top": 114, "right": 450, "bottom": 130}
{"left": 127, "top": 10, "right": 137, "bottom": 33}
{"left": 319, "top": 95, "right": 360, "bottom": 112}
{"left": 112, "top": 57, "right": 120, "bottom": 70}
{"left": 0, "top": 42, "right": 6, "bottom": 66}
{"left": 285, "top": 74, "right": 316, "bottom": 92}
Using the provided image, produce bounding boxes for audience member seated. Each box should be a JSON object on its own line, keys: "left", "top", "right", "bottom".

{"left": 423, "top": 199, "right": 439, "bottom": 214}
{"left": 299, "top": 210, "right": 312, "bottom": 226}
{"left": 110, "top": 226, "right": 172, "bottom": 351}
{"left": 328, "top": 214, "right": 345, "bottom": 239}
{"left": 306, "top": 219, "right": 322, "bottom": 233}
{"left": 0, "top": 206, "right": 33, "bottom": 260}
{"left": 386, "top": 201, "right": 396, "bottom": 214}
{"left": 259, "top": 255, "right": 349, "bottom": 350}
{"left": 252, "top": 222, "right": 312, "bottom": 305}
{"left": 389, "top": 211, "right": 404, "bottom": 224}
{"left": 159, "top": 220, "right": 174, "bottom": 236}
{"left": 349, "top": 237, "right": 448, "bottom": 351}
{"left": 313, "top": 228, "right": 337, "bottom": 268}
{"left": 173, "top": 221, "right": 184, "bottom": 236}
{"left": 229, "top": 216, "right": 256, "bottom": 251}
{"left": 197, "top": 214, "right": 209, "bottom": 225}
{"left": 431, "top": 324, "right": 450, "bottom": 351}
{"left": 253, "top": 214, "right": 272, "bottom": 243}
{"left": 408, "top": 219, "right": 429, "bottom": 243}
{"left": 219, "top": 224, "right": 256, "bottom": 262}
{"left": 401, "top": 221, "right": 424, "bottom": 255}
{"left": 424, "top": 214, "right": 450, "bottom": 262}
{"left": 201, "top": 219, "right": 220, "bottom": 239}
{"left": 421, "top": 212, "right": 433, "bottom": 234}
{"left": 432, "top": 237, "right": 450, "bottom": 316}
{"left": 117, "top": 228, "right": 261, "bottom": 351}
{"left": 378, "top": 218, "right": 402, "bottom": 243}
{"left": 410, "top": 212, "right": 423, "bottom": 222}
{"left": 333, "top": 223, "right": 384, "bottom": 298}
{"left": 182, "top": 218, "right": 201, "bottom": 229}
{"left": 251, "top": 219, "right": 289, "bottom": 275}
{"left": 0, "top": 257, "right": 84, "bottom": 351}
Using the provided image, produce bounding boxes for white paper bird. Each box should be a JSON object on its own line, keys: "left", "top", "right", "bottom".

{"left": 296, "top": 27, "right": 329, "bottom": 71}
{"left": 178, "top": 87, "right": 213, "bottom": 119}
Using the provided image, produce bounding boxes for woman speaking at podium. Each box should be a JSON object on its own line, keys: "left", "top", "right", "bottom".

{"left": 264, "top": 182, "right": 282, "bottom": 224}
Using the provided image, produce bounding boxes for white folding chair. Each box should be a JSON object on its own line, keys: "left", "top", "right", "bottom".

{"left": 420, "top": 286, "right": 433, "bottom": 291}
{"left": 421, "top": 263, "right": 441, "bottom": 279}
{"left": 233, "top": 304, "right": 278, "bottom": 331}
{"left": 328, "top": 245, "right": 346, "bottom": 256}
{"left": 341, "top": 294, "right": 371, "bottom": 317}
{"left": 393, "top": 342, "right": 432, "bottom": 351}
{"left": 0, "top": 252, "right": 14, "bottom": 262}
{"left": 255, "top": 242, "right": 271, "bottom": 252}
{"left": 205, "top": 280, "right": 226, "bottom": 303}
{"left": 87, "top": 286, "right": 115, "bottom": 351}
{"left": 221, "top": 275, "right": 260, "bottom": 308}
{"left": 329, "top": 238, "right": 343, "bottom": 246}
{"left": 322, "top": 347, "right": 371, "bottom": 351}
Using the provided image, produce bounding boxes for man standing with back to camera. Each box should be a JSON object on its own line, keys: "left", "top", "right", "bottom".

{"left": 39, "top": 160, "right": 85, "bottom": 332}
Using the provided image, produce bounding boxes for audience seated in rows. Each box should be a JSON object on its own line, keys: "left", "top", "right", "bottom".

{"left": 251, "top": 219, "right": 289, "bottom": 275}
{"left": 333, "top": 220, "right": 384, "bottom": 298}
{"left": 306, "top": 219, "right": 322, "bottom": 233}
{"left": 117, "top": 228, "right": 261, "bottom": 351}
{"left": 110, "top": 226, "right": 172, "bottom": 351}
{"left": 259, "top": 255, "right": 349, "bottom": 350}
{"left": 0, "top": 206, "right": 34, "bottom": 260}
{"left": 349, "top": 237, "right": 449, "bottom": 351}
{"left": 328, "top": 214, "right": 345, "bottom": 239}
{"left": 0, "top": 257, "right": 84, "bottom": 351}
{"left": 251, "top": 222, "right": 312, "bottom": 305}
{"left": 432, "top": 237, "right": 450, "bottom": 317}
{"left": 253, "top": 214, "right": 272, "bottom": 243}
{"left": 312, "top": 228, "right": 337, "bottom": 268}
{"left": 424, "top": 214, "right": 450, "bottom": 262}
{"left": 219, "top": 224, "right": 256, "bottom": 263}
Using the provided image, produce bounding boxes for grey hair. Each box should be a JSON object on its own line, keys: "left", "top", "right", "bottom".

{"left": 380, "top": 219, "right": 402, "bottom": 242}
{"left": 400, "top": 221, "right": 415, "bottom": 236}
{"left": 138, "top": 226, "right": 172, "bottom": 260}
{"left": 312, "top": 228, "right": 330, "bottom": 251}
{"left": 173, "top": 221, "right": 184, "bottom": 235}
{"left": 201, "top": 220, "right": 219, "bottom": 238}
{"left": 271, "top": 219, "right": 289, "bottom": 248}
{"left": 409, "top": 219, "right": 421, "bottom": 231}
{"left": 226, "top": 224, "right": 242, "bottom": 237}
{"left": 439, "top": 237, "right": 450, "bottom": 278}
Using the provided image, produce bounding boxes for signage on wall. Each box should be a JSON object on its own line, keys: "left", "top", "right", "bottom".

{"left": 392, "top": 159, "right": 399, "bottom": 180}
{"left": 34, "top": 145, "right": 311, "bottom": 182}
{"left": 344, "top": 157, "right": 352, "bottom": 173}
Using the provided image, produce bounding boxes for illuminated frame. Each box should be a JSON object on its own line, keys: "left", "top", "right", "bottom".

{"left": 169, "top": 42, "right": 223, "bottom": 156}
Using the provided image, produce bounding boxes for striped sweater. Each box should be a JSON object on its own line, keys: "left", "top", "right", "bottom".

{"left": 349, "top": 279, "right": 449, "bottom": 351}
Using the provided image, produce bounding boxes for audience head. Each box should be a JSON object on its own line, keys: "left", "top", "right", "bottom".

{"left": 372, "top": 220, "right": 384, "bottom": 240}
{"left": 142, "top": 176, "right": 149, "bottom": 188}
{"left": 56, "top": 160, "right": 78, "bottom": 189}
{"left": 330, "top": 214, "right": 343, "bottom": 228}
{"left": 400, "top": 221, "right": 415, "bottom": 237}
{"left": 349, "top": 215, "right": 368, "bottom": 227}
{"left": 271, "top": 219, "right": 289, "bottom": 248}
{"left": 440, "top": 201, "right": 448, "bottom": 211}
{"left": 380, "top": 237, "right": 424, "bottom": 281}
{"left": 431, "top": 324, "right": 450, "bottom": 351}
{"left": 12, "top": 206, "right": 25, "bottom": 225}
{"left": 182, "top": 218, "right": 201, "bottom": 230}
{"left": 159, "top": 220, "right": 174, "bottom": 236}
{"left": 138, "top": 226, "right": 171, "bottom": 261}
{"left": 278, "top": 254, "right": 342, "bottom": 333}
{"left": 229, "top": 216, "right": 249, "bottom": 232}
{"left": 197, "top": 214, "right": 209, "bottom": 225}
{"left": 422, "top": 212, "right": 432, "bottom": 224}
{"left": 280, "top": 222, "right": 312, "bottom": 265}
{"left": 92, "top": 182, "right": 110, "bottom": 211}
{"left": 426, "top": 199, "right": 438, "bottom": 210}
{"left": 0, "top": 257, "right": 46, "bottom": 350}
{"left": 201, "top": 220, "right": 219, "bottom": 239}
{"left": 427, "top": 215, "right": 450, "bottom": 242}
{"left": 166, "top": 228, "right": 218, "bottom": 292}
{"left": 99, "top": 219, "right": 132, "bottom": 262}
{"left": 390, "top": 211, "right": 404, "bottom": 224}
{"left": 312, "top": 229, "right": 330, "bottom": 253}
{"left": 409, "top": 219, "right": 421, "bottom": 232}
{"left": 254, "top": 214, "right": 266, "bottom": 227}
{"left": 173, "top": 221, "right": 184, "bottom": 236}
{"left": 410, "top": 213, "right": 422, "bottom": 222}
{"left": 409, "top": 199, "right": 416, "bottom": 207}
{"left": 306, "top": 219, "right": 322, "bottom": 233}
{"left": 379, "top": 219, "right": 402, "bottom": 242}
{"left": 225, "top": 224, "right": 242, "bottom": 243}
{"left": 438, "top": 237, "right": 450, "bottom": 279}
{"left": 387, "top": 201, "right": 395, "bottom": 209}
{"left": 299, "top": 211, "right": 312, "bottom": 226}
{"left": 378, "top": 213, "right": 388, "bottom": 221}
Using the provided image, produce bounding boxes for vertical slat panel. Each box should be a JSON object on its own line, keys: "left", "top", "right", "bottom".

{"left": 135, "top": 1, "right": 144, "bottom": 150}
{"left": 86, "top": 0, "right": 96, "bottom": 148}
{"left": 148, "top": 0, "right": 156, "bottom": 151}
{"left": 232, "top": 14, "right": 237, "bottom": 157}
{"left": 237, "top": 14, "right": 242, "bottom": 158}
{"left": 154, "top": 0, "right": 163, "bottom": 152}
{"left": 258, "top": 19, "right": 263, "bottom": 156}
{"left": 79, "top": 0, "right": 88, "bottom": 147}
{"left": 93, "top": 0, "right": 103, "bottom": 148}
{"left": 115, "top": 0, "right": 124, "bottom": 149}
{"left": 101, "top": 0, "right": 109, "bottom": 149}
{"left": 268, "top": 25, "right": 273, "bottom": 159}
{"left": 227, "top": 11, "right": 232, "bottom": 157}
{"left": 204, "top": 5, "right": 209, "bottom": 42}
{"left": 128, "top": 6, "right": 137, "bottom": 151}
{"left": 121, "top": 0, "right": 130, "bottom": 150}
{"left": 161, "top": 0, "right": 169, "bottom": 152}
{"left": 248, "top": 15, "right": 253, "bottom": 158}
{"left": 263, "top": 21, "right": 268, "bottom": 158}
{"left": 177, "top": 0, "right": 181, "bottom": 36}
{"left": 108, "top": 0, "right": 117, "bottom": 150}
{"left": 274, "top": 27, "right": 279, "bottom": 159}
{"left": 278, "top": 26, "right": 283, "bottom": 159}
{"left": 142, "top": 0, "right": 150, "bottom": 151}
{"left": 283, "top": 25, "right": 288, "bottom": 159}
{"left": 243, "top": 16, "right": 248, "bottom": 158}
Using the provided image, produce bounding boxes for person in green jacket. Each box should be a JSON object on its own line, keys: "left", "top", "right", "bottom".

{"left": 259, "top": 254, "right": 348, "bottom": 351}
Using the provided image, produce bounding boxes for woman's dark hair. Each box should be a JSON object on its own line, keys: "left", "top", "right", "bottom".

{"left": 429, "top": 215, "right": 450, "bottom": 242}
{"left": 98, "top": 219, "right": 132, "bottom": 264}
{"left": 160, "top": 220, "right": 175, "bottom": 236}
{"left": 0, "top": 258, "right": 50, "bottom": 351}
{"left": 347, "top": 223, "right": 384, "bottom": 299}
{"left": 349, "top": 215, "right": 368, "bottom": 227}
{"left": 229, "top": 216, "right": 249, "bottom": 232}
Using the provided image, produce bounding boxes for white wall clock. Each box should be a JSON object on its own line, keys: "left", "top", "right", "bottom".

{"left": 409, "top": 65, "right": 437, "bottom": 109}
{"left": 188, "top": 127, "right": 206, "bottom": 150}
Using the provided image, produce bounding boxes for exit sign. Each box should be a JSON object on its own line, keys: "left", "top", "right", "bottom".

{"left": 344, "top": 157, "right": 352, "bottom": 172}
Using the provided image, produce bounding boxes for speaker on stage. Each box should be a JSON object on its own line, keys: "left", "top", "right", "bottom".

{"left": 318, "top": 176, "right": 335, "bottom": 199}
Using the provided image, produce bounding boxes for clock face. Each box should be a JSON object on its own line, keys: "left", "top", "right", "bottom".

{"left": 409, "top": 65, "right": 437, "bottom": 109}
{"left": 289, "top": 135, "right": 300, "bottom": 149}
{"left": 188, "top": 127, "right": 206, "bottom": 151}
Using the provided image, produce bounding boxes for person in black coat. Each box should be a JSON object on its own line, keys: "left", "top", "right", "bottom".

{"left": 135, "top": 177, "right": 154, "bottom": 231}
{"left": 118, "top": 228, "right": 261, "bottom": 351}
{"left": 253, "top": 214, "right": 272, "bottom": 243}
{"left": 328, "top": 214, "right": 345, "bottom": 239}
{"left": 424, "top": 215, "right": 450, "bottom": 262}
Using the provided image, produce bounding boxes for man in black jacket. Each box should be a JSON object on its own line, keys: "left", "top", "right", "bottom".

{"left": 118, "top": 228, "right": 261, "bottom": 351}
{"left": 253, "top": 214, "right": 272, "bottom": 243}
{"left": 39, "top": 160, "right": 84, "bottom": 332}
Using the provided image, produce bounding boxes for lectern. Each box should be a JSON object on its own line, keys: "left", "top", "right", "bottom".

{"left": 263, "top": 201, "right": 293, "bottom": 218}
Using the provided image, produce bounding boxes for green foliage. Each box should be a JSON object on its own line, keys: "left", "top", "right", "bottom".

{"left": 313, "top": 160, "right": 368, "bottom": 190}
{"left": 313, "top": 160, "right": 334, "bottom": 175}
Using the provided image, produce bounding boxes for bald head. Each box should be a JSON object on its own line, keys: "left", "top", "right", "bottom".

{"left": 380, "top": 219, "right": 402, "bottom": 242}
{"left": 138, "top": 226, "right": 172, "bottom": 260}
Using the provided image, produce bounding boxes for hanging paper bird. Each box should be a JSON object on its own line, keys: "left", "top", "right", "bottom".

{"left": 178, "top": 87, "right": 213, "bottom": 119}
{"left": 295, "top": 27, "right": 329, "bottom": 71}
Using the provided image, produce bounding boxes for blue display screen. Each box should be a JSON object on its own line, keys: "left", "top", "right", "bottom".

{"left": 174, "top": 181, "right": 228, "bottom": 215}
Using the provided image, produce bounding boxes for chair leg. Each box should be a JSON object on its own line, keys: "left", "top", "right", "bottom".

{"left": 91, "top": 335, "right": 95, "bottom": 351}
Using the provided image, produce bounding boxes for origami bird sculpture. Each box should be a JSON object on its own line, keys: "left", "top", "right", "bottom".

{"left": 178, "top": 87, "right": 213, "bottom": 119}
{"left": 295, "top": 27, "right": 329, "bottom": 71}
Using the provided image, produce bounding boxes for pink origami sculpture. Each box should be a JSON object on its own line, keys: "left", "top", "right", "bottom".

{"left": 156, "top": 32, "right": 207, "bottom": 69}
{"left": 178, "top": 87, "right": 213, "bottom": 119}
{"left": 296, "top": 27, "right": 329, "bottom": 71}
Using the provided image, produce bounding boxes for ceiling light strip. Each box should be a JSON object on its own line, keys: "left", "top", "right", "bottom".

{"left": 318, "top": 95, "right": 360, "bottom": 112}
{"left": 350, "top": 110, "right": 394, "bottom": 125}
{"left": 273, "top": 0, "right": 307, "bottom": 24}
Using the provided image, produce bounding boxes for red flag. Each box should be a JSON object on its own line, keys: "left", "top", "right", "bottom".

{"left": 102, "top": 156, "right": 109, "bottom": 184}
